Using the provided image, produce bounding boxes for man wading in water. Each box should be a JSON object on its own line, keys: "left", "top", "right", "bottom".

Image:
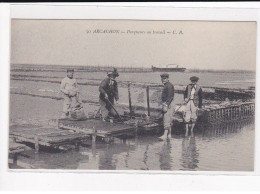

{"left": 159, "top": 73, "right": 175, "bottom": 139}
{"left": 60, "top": 68, "right": 80, "bottom": 119}
{"left": 99, "top": 68, "right": 119, "bottom": 121}
{"left": 184, "top": 76, "right": 202, "bottom": 136}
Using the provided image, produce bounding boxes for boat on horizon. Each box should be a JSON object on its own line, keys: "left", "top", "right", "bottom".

{"left": 152, "top": 64, "right": 186, "bottom": 72}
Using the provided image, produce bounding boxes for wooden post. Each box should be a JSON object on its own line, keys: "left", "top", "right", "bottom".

{"left": 241, "top": 105, "right": 244, "bottom": 118}
{"left": 34, "top": 136, "right": 39, "bottom": 153}
{"left": 209, "top": 111, "right": 213, "bottom": 122}
{"left": 206, "top": 110, "right": 210, "bottom": 123}
{"left": 75, "top": 141, "right": 80, "bottom": 151}
{"left": 227, "top": 108, "right": 230, "bottom": 120}
{"left": 146, "top": 86, "right": 150, "bottom": 116}
{"left": 213, "top": 110, "right": 216, "bottom": 123}
{"left": 223, "top": 109, "right": 226, "bottom": 121}
{"left": 128, "top": 83, "right": 133, "bottom": 117}
{"left": 231, "top": 107, "right": 234, "bottom": 120}
{"left": 92, "top": 127, "right": 96, "bottom": 145}
{"left": 236, "top": 107, "right": 239, "bottom": 119}
{"left": 238, "top": 105, "right": 241, "bottom": 119}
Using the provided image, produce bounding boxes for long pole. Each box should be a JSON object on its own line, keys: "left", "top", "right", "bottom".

{"left": 105, "top": 99, "right": 124, "bottom": 122}
{"left": 146, "top": 86, "right": 150, "bottom": 116}
{"left": 128, "top": 83, "right": 133, "bottom": 117}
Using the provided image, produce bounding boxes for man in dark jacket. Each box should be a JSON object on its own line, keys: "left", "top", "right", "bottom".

{"left": 99, "top": 68, "right": 119, "bottom": 120}
{"left": 183, "top": 76, "right": 202, "bottom": 136}
{"left": 159, "top": 73, "right": 175, "bottom": 139}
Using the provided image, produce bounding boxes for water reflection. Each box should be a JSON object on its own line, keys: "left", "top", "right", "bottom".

{"left": 142, "top": 145, "right": 149, "bottom": 170}
{"left": 13, "top": 119, "right": 254, "bottom": 170}
{"left": 159, "top": 139, "right": 172, "bottom": 170}
{"left": 199, "top": 119, "right": 254, "bottom": 138}
{"left": 98, "top": 142, "right": 135, "bottom": 170}
{"left": 80, "top": 119, "right": 254, "bottom": 170}
{"left": 181, "top": 133, "right": 199, "bottom": 170}
{"left": 124, "top": 141, "right": 131, "bottom": 168}
{"left": 99, "top": 144, "right": 117, "bottom": 170}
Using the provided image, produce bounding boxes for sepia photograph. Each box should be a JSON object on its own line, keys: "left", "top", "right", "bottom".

{"left": 8, "top": 18, "right": 256, "bottom": 171}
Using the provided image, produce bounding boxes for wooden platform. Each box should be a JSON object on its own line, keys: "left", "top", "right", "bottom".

{"left": 57, "top": 119, "right": 137, "bottom": 143}
{"left": 9, "top": 124, "right": 90, "bottom": 152}
{"left": 9, "top": 142, "right": 26, "bottom": 154}
{"left": 8, "top": 139, "right": 27, "bottom": 168}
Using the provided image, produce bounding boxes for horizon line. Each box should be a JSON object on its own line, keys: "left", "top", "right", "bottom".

{"left": 10, "top": 63, "right": 255, "bottom": 72}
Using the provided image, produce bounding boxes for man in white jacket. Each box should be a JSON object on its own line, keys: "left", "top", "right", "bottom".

{"left": 60, "top": 68, "right": 80, "bottom": 119}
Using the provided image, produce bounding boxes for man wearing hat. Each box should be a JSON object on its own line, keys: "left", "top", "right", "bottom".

{"left": 183, "top": 76, "right": 203, "bottom": 136}
{"left": 60, "top": 68, "right": 80, "bottom": 119}
{"left": 99, "top": 68, "right": 119, "bottom": 119}
{"left": 159, "top": 73, "right": 175, "bottom": 139}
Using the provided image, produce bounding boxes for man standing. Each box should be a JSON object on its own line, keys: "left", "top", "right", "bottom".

{"left": 159, "top": 73, "right": 175, "bottom": 139}
{"left": 184, "top": 76, "right": 203, "bottom": 136}
{"left": 60, "top": 68, "right": 80, "bottom": 119}
{"left": 99, "top": 68, "right": 119, "bottom": 120}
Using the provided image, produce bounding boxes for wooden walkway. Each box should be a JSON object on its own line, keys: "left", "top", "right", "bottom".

{"left": 57, "top": 119, "right": 137, "bottom": 143}
{"left": 8, "top": 100, "right": 255, "bottom": 155}
{"left": 56, "top": 101, "right": 255, "bottom": 142}
{"left": 9, "top": 124, "right": 90, "bottom": 152}
{"left": 54, "top": 115, "right": 165, "bottom": 143}
{"left": 8, "top": 139, "right": 27, "bottom": 168}
{"left": 9, "top": 141, "right": 26, "bottom": 154}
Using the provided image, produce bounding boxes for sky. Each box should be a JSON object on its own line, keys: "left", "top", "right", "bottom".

{"left": 11, "top": 19, "right": 256, "bottom": 71}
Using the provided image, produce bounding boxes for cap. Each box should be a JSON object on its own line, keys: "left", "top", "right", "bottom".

{"left": 67, "top": 68, "right": 74, "bottom": 72}
{"left": 107, "top": 71, "right": 114, "bottom": 76}
{"left": 190, "top": 76, "right": 199, "bottom": 81}
{"left": 160, "top": 73, "right": 169, "bottom": 78}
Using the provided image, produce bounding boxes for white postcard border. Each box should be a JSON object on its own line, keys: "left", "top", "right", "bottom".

{"left": 1, "top": 2, "right": 260, "bottom": 190}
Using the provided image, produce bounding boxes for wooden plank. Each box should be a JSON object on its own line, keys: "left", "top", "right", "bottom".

{"left": 58, "top": 119, "right": 137, "bottom": 139}
{"left": 9, "top": 148, "right": 25, "bottom": 154}
{"left": 9, "top": 126, "right": 90, "bottom": 151}
{"left": 58, "top": 119, "right": 133, "bottom": 132}
{"left": 34, "top": 136, "right": 39, "bottom": 153}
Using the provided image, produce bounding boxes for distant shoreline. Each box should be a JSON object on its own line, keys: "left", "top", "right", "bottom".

{"left": 10, "top": 64, "right": 255, "bottom": 74}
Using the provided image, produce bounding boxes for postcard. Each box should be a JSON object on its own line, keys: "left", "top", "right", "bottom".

{"left": 1, "top": 2, "right": 260, "bottom": 191}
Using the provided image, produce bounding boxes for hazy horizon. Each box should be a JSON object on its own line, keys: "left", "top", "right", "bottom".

{"left": 11, "top": 20, "right": 256, "bottom": 71}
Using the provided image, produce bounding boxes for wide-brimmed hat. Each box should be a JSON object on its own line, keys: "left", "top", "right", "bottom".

{"left": 190, "top": 76, "right": 199, "bottom": 81}
{"left": 107, "top": 68, "right": 119, "bottom": 77}
{"left": 160, "top": 73, "right": 169, "bottom": 78}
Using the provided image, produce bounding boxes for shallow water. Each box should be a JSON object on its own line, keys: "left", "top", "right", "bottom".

{"left": 9, "top": 95, "right": 254, "bottom": 171}
{"left": 11, "top": 70, "right": 255, "bottom": 89}
{"left": 12, "top": 123, "right": 254, "bottom": 171}
{"left": 9, "top": 70, "right": 255, "bottom": 171}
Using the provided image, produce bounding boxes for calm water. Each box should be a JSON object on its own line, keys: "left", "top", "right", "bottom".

{"left": 11, "top": 70, "right": 255, "bottom": 89}
{"left": 9, "top": 69, "right": 255, "bottom": 171}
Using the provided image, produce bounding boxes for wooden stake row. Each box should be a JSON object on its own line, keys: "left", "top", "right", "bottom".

{"left": 204, "top": 102, "right": 255, "bottom": 124}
